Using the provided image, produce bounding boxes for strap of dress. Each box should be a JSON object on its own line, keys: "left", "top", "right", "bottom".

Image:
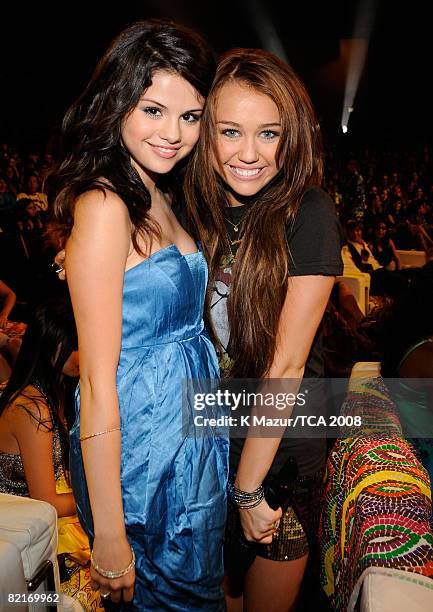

{"left": 398, "top": 338, "right": 433, "bottom": 370}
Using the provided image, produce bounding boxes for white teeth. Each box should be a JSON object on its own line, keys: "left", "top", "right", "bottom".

{"left": 230, "top": 166, "right": 261, "bottom": 177}
{"left": 156, "top": 147, "right": 176, "bottom": 153}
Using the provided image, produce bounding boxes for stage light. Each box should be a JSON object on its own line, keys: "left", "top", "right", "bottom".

{"left": 342, "top": 125, "right": 348, "bottom": 134}
{"left": 248, "top": 0, "right": 288, "bottom": 62}
{"left": 340, "top": 0, "right": 377, "bottom": 133}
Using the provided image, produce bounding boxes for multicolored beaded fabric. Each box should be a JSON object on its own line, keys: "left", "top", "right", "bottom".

{"left": 319, "top": 376, "right": 433, "bottom": 611}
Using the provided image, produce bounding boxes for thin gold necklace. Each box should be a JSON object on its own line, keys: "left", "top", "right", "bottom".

{"left": 225, "top": 217, "right": 242, "bottom": 233}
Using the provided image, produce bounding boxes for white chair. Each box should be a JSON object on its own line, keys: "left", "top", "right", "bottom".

{"left": 337, "top": 272, "right": 371, "bottom": 315}
{"left": 396, "top": 249, "right": 426, "bottom": 268}
{"left": 339, "top": 245, "right": 372, "bottom": 315}
{"left": 0, "top": 493, "right": 83, "bottom": 611}
{"left": 0, "top": 540, "right": 27, "bottom": 612}
{"left": 358, "top": 567, "right": 433, "bottom": 611}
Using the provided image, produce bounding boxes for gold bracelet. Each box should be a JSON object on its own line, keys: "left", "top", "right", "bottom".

{"left": 79, "top": 427, "right": 121, "bottom": 442}
{"left": 90, "top": 547, "right": 135, "bottom": 579}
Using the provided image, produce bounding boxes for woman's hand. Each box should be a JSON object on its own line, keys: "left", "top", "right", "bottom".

{"left": 90, "top": 534, "right": 135, "bottom": 603}
{"left": 53, "top": 249, "right": 66, "bottom": 281}
{"left": 239, "top": 498, "right": 282, "bottom": 545}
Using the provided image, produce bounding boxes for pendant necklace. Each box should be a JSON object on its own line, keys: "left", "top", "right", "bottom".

{"left": 225, "top": 217, "right": 242, "bottom": 233}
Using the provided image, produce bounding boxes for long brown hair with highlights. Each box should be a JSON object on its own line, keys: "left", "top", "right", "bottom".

{"left": 185, "top": 48, "right": 323, "bottom": 378}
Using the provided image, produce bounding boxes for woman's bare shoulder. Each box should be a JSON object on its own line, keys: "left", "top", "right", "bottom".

{"left": 75, "top": 186, "right": 129, "bottom": 218}
{"left": 71, "top": 186, "right": 132, "bottom": 244}
{"left": 6, "top": 386, "right": 52, "bottom": 431}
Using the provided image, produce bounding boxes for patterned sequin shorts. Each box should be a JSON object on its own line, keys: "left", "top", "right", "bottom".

{"left": 226, "top": 470, "right": 324, "bottom": 565}
{"left": 256, "top": 502, "right": 308, "bottom": 561}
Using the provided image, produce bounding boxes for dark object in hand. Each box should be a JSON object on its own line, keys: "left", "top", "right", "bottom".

{"left": 263, "top": 456, "right": 298, "bottom": 511}
{"left": 225, "top": 456, "right": 298, "bottom": 579}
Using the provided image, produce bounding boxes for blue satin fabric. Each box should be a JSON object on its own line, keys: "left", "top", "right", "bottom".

{"left": 70, "top": 245, "right": 228, "bottom": 610}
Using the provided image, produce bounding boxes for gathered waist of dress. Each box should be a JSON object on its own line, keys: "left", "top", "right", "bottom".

{"left": 120, "top": 324, "right": 210, "bottom": 351}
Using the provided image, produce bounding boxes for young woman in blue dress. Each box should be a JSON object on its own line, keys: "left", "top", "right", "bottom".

{"left": 48, "top": 20, "right": 228, "bottom": 611}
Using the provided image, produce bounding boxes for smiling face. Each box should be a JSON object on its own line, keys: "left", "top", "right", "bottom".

{"left": 214, "top": 82, "right": 281, "bottom": 204}
{"left": 121, "top": 70, "right": 204, "bottom": 183}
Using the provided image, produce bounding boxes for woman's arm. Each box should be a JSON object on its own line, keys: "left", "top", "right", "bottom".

{"left": 236, "top": 275, "right": 334, "bottom": 542}
{"left": 66, "top": 189, "right": 134, "bottom": 599}
{"left": 337, "top": 280, "right": 364, "bottom": 326}
{"left": 13, "top": 396, "right": 76, "bottom": 517}
{"left": 0, "top": 280, "right": 16, "bottom": 328}
{"left": 389, "top": 238, "right": 401, "bottom": 270}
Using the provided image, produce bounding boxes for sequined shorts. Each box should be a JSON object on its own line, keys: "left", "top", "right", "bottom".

{"left": 256, "top": 503, "right": 308, "bottom": 561}
{"left": 226, "top": 470, "right": 323, "bottom": 564}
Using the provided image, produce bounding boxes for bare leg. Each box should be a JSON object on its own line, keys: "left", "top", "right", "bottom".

{"left": 0, "top": 354, "right": 11, "bottom": 383}
{"left": 224, "top": 574, "right": 243, "bottom": 612}
{"left": 243, "top": 553, "right": 308, "bottom": 612}
{"left": 4, "top": 337, "right": 21, "bottom": 365}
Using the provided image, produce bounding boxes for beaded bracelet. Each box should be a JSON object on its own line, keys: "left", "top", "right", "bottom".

{"left": 228, "top": 482, "right": 265, "bottom": 509}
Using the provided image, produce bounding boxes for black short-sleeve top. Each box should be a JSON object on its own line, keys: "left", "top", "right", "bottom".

{"left": 286, "top": 186, "right": 344, "bottom": 280}
{"left": 285, "top": 187, "right": 344, "bottom": 378}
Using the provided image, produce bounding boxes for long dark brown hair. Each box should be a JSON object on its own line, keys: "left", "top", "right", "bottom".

{"left": 46, "top": 19, "right": 215, "bottom": 251}
{"left": 0, "top": 298, "right": 78, "bottom": 481}
{"left": 185, "top": 48, "right": 323, "bottom": 377}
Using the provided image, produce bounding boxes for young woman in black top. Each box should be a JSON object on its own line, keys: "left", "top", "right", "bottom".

{"left": 185, "top": 49, "right": 343, "bottom": 611}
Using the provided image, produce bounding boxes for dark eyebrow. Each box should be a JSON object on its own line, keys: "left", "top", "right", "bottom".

{"left": 141, "top": 98, "right": 203, "bottom": 113}
{"left": 217, "top": 120, "right": 281, "bottom": 128}
{"left": 141, "top": 98, "right": 167, "bottom": 109}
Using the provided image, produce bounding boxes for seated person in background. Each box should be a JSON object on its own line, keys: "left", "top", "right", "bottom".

{"left": 406, "top": 204, "right": 433, "bottom": 251}
{"left": 0, "top": 298, "right": 101, "bottom": 610}
{"left": 345, "top": 219, "right": 381, "bottom": 273}
{"left": 16, "top": 173, "right": 48, "bottom": 213}
{"left": 368, "top": 219, "right": 401, "bottom": 271}
{"left": 343, "top": 219, "right": 407, "bottom": 298}
{"left": 16, "top": 198, "right": 45, "bottom": 233}
{"left": 380, "top": 265, "right": 433, "bottom": 488}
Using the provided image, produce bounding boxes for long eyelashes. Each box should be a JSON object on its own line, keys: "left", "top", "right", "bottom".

{"left": 142, "top": 107, "right": 201, "bottom": 123}
{"left": 143, "top": 107, "right": 162, "bottom": 118}
{"left": 221, "top": 129, "right": 240, "bottom": 138}
{"left": 181, "top": 113, "right": 201, "bottom": 123}
{"left": 219, "top": 129, "right": 280, "bottom": 139}
{"left": 261, "top": 130, "right": 280, "bottom": 139}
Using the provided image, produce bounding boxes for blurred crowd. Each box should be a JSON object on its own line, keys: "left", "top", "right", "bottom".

{"left": 325, "top": 145, "right": 433, "bottom": 254}
{"left": 0, "top": 141, "right": 62, "bottom": 309}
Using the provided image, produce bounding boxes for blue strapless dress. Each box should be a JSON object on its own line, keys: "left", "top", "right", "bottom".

{"left": 70, "top": 244, "right": 228, "bottom": 610}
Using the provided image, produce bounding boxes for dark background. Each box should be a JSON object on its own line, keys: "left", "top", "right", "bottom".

{"left": 1, "top": 0, "right": 432, "bottom": 152}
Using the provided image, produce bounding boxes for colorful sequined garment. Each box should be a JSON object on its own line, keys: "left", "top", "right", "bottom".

{"left": 319, "top": 376, "right": 433, "bottom": 611}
